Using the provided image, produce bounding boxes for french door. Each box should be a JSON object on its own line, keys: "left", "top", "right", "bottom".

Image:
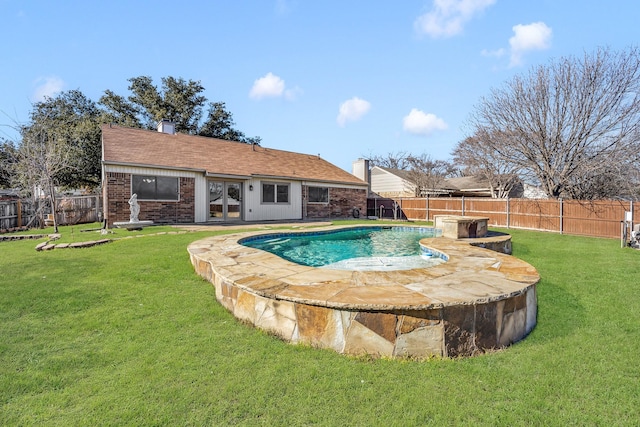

{"left": 208, "top": 180, "right": 242, "bottom": 221}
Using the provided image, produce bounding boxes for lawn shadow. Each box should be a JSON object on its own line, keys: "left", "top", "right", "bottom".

{"left": 526, "top": 276, "right": 586, "bottom": 345}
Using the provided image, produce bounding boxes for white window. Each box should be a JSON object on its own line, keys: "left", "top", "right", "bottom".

{"left": 262, "top": 182, "right": 289, "bottom": 204}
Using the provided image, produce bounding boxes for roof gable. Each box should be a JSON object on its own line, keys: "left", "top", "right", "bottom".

{"left": 102, "top": 125, "right": 366, "bottom": 186}
{"left": 372, "top": 166, "right": 413, "bottom": 181}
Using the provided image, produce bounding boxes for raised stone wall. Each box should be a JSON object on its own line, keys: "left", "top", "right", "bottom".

{"left": 188, "top": 225, "right": 539, "bottom": 359}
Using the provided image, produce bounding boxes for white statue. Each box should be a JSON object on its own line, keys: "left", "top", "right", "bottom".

{"left": 128, "top": 193, "right": 140, "bottom": 223}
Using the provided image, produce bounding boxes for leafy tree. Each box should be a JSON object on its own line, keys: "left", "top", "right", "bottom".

{"left": 0, "top": 138, "right": 16, "bottom": 188}
{"left": 198, "top": 102, "right": 261, "bottom": 144}
{"left": 98, "top": 89, "right": 142, "bottom": 128}
{"left": 115, "top": 76, "right": 206, "bottom": 133}
{"left": 100, "top": 76, "right": 260, "bottom": 143}
{"left": 467, "top": 46, "right": 640, "bottom": 199}
{"left": 11, "top": 76, "right": 258, "bottom": 196}
{"left": 22, "top": 90, "right": 102, "bottom": 189}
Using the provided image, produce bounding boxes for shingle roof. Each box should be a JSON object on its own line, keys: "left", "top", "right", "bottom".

{"left": 375, "top": 167, "right": 492, "bottom": 191}
{"left": 102, "top": 125, "right": 367, "bottom": 186}
{"left": 442, "top": 176, "right": 491, "bottom": 191}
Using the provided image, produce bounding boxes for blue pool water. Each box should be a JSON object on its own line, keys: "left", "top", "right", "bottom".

{"left": 240, "top": 226, "right": 446, "bottom": 271}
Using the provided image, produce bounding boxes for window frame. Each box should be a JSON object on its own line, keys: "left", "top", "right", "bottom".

{"left": 307, "top": 186, "right": 329, "bottom": 203}
{"left": 131, "top": 175, "right": 180, "bottom": 201}
{"left": 261, "top": 182, "right": 290, "bottom": 205}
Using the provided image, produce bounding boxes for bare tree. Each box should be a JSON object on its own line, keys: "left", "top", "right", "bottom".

{"left": 468, "top": 46, "right": 640, "bottom": 199}
{"left": 405, "top": 154, "right": 455, "bottom": 196}
{"left": 366, "top": 151, "right": 413, "bottom": 170}
{"left": 13, "top": 124, "right": 73, "bottom": 232}
{"left": 452, "top": 131, "right": 522, "bottom": 198}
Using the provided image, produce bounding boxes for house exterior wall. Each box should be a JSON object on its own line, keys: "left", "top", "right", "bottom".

{"left": 304, "top": 185, "right": 367, "bottom": 219}
{"left": 370, "top": 168, "right": 414, "bottom": 198}
{"left": 194, "top": 175, "right": 208, "bottom": 223}
{"left": 103, "top": 167, "right": 197, "bottom": 226}
{"left": 104, "top": 167, "right": 367, "bottom": 224}
{"left": 243, "top": 179, "right": 303, "bottom": 221}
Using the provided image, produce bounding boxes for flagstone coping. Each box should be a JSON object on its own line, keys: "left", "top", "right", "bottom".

{"left": 188, "top": 225, "right": 540, "bottom": 358}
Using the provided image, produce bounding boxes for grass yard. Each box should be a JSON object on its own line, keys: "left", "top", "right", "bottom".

{"left": 1, "top": 222, "right": 639, "bottom": 425}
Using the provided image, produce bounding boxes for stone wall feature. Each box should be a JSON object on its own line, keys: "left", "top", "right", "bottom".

{"left": 188, "top": 225, "right": 540, "bottom": 359}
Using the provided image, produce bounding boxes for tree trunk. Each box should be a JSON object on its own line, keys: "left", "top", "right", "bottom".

{"left": 48, "top": 179, "right": 59, "bottom": 233}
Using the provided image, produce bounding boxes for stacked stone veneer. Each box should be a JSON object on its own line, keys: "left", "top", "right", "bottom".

{"left": 434, "top": 215, "right": 489, "bottom": 239}
{"left": 105, "top": 172, "right": 195, "bottom": 226}
{"left": 188, "top": 226, "right": 539, "bottom": 359}
{"left": 304, "top": 187, "right": 367, "bottom": 219}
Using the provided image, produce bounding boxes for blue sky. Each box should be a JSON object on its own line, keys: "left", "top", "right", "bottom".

{"left": 1, "top": 0, "right": 638, "bottom": 172}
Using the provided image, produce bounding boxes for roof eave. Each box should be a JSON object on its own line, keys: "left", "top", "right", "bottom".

{"left": 251, "top": 174, "right": 367, "bottom": 187}
{"left": 102, "top": 161, "right": 207, "bottom": 174}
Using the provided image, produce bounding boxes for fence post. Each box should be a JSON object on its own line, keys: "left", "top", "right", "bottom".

{"left": 425, "top": 196, "right": 428, "bottom": 221}
{"left": 17, "top": 200, "right": 22, "bottom": 227}
{"left": 506, "top": 198, "right": 510, "bottom": 229}
{"left": 559, "top": 198, "right": 564, "bottom": 234}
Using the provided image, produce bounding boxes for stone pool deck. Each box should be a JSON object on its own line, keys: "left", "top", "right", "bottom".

{"left": 188, "top": 225, "right": 539, "bottom": 358}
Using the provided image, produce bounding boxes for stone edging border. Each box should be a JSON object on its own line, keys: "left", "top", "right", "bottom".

{"left": 35, "top": 238, "right": 112, "bottom": 251}
{"left": 0, "top": 234, "right": 51, "bottom": 241}
{"left": 30, "top": 230, "right": 194, "bottom": 251}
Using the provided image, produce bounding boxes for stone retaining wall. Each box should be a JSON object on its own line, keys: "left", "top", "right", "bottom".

{"left": 188, "top": 226, "right": 539, "bottom": 359}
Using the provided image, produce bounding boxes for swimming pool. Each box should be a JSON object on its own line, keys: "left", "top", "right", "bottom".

{"left": 240, "top": 226, "right": 446, "bottom": 271}
{"left": 188, "top": 225, "right": 539, "bottom": 359}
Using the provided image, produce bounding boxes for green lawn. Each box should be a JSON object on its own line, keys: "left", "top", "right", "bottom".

{"left": 1, "top": 223, "right": 639, "bottom": 425}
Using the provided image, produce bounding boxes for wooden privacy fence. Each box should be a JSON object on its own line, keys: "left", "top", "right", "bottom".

{"left": 0, "top": 195, "right": 101, "bottom": 230}
{"left": 0, "top": 199, "right": 37, "bottom": 230}
{"left": 56, "top": 195, "right": 101, "bottom": 225}
{"left": 368, "top": 197, "right": 639, "bottom": 239}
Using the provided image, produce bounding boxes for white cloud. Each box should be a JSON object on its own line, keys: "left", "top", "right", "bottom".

{"left": 31, "top": 76, "right": 64, "bottom": 102}
{"left": 481, "top": 47, "right": 506, "bottom": 58}
{"left": 414, "top": 0, "right": 496, "bottom": 38}
{"left": 402, "top": 108, "right": 448, "bottom": 136}
{"left": 337, "top": 97, "right": 371, "bottom": 127}
{"left": 509, "top": 22, "right": 552, "bottom": 67}
{"left": 249, "top": 72, "right": 286, "bottom": 100}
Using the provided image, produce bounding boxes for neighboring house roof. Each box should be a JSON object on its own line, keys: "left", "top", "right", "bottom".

{"left": 371, "top": 167, "right": 498, "bottom": 196}
{"left": 442, "top": 176, "right": 492, "bottom": 192}
{"left": 102, "top": 125, "right": 367, "bottom": 186}
{"left": 0, "top": 189, "right": 19, "bottom": 200}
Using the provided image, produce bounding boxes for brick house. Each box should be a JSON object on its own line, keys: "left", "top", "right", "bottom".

{"left": 101, "top": 123, "right": 368, "bottom": 226}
